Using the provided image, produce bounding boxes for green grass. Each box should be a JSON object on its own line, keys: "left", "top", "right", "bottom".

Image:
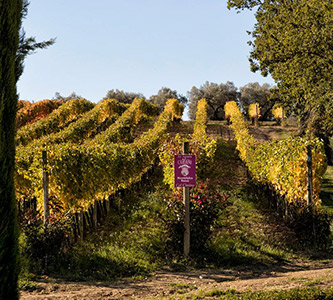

{"left": 208, "top": 140, "right": 247, "bottom": 190}
{"left": 18, "top": 278, "right": 39, "bottom": 292}
{"left": 205, "top": 191, "right": 293, "bottom": 268}
{"left": 198, "top": 287, "right": 333, "bottom": 300}
{"left": 169, "top": 283, "right": 198, "bottom": 294}
{"left": 49, "top": 188, "right": 169, "bottom": 281}
{"left": 148, "top": 287, "right": 333, "bottom": 300}
{"left": 19, "top": 166, "right": 172, "bottom": 281}
{"left": 20, "top": 138, "right": 296, "bottom": 283}
{"left": 62, "top": 184, "right": 296, "bottom": 280}
{"left": 271, "top": 127, "right": 297, "bottom": 140}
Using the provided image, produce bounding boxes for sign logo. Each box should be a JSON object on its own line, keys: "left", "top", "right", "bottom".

{"left": 174, "top": 155, "right": 196, "bottom": 187}
{"left": 181, "top": 166, "right": 189, "bottom": 176}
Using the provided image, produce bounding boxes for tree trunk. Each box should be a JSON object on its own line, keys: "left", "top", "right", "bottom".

{"left": 0, "top": 1, "right": 22, "bottom": 299}
{"left": 260, "top": 101, "right": 274, "bottom": 121}
{"left": 298, "top": 110, "right": 333, "bottom": 165}
{"left": 298, "top": 110, "right": 310, "bottom": 136}
{"left": 213, "top": 109, "right": 219, "bottom": 120}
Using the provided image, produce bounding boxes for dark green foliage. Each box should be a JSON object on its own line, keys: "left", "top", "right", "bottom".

{"left": 19, "top": 208, "right": 72, "bottom": 274}
{"left": 239, "top": 82, "right": 276, "bottom": 120}
{"left": 289, "top": 207, "right": 332, "bottom": 249}
{"left": 104, "top": 89, "right": 145, "bottom": 104}
{"left": 0, "top": 1, "right": 52, "bottom": 295}
{"left": 228, "top": 0, "right": 333, "bottom": 141}
{"left": 227, "top": 0, "right": 261, "bottom": 10}
{"left": 0, "top": 0, "right": 22, "bottom": 298}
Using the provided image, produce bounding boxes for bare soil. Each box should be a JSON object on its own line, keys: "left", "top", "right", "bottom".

{"left": 20, "top": 262, "right": 333, "bottom": 299}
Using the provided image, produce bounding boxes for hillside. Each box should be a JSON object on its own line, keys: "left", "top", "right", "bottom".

{"left": 20, "top": 120, "right": 333, "bottom": 300}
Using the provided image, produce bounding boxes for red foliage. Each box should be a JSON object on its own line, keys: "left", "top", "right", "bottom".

{"left": 16, "top": 99, "right": 63, "bottom": 129}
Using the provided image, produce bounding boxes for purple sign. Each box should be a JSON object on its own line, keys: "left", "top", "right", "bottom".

{"left": 174, "top": 155, "right": 196, "bottom": 187}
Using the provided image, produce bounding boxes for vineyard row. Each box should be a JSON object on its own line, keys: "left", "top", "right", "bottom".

{"left": 224, "top": 101, "right": 327, "bottom": 206}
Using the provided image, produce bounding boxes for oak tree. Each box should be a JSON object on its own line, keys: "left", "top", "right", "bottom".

{"left": 150, "top": 87, "right": 187, "bottom": 113}
{"left": 239, "top": 82, "right": 275, "bottom": 120}
{"left": 228, "top": 0, "right": 333, "bottom": 163}
{"left": 188, "top": 81, "right": 238, "bottom": 120}
{"left": 104, "top": 89, "right": 145, "bottom": 104}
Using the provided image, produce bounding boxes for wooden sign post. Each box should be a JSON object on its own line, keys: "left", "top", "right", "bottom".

{"left": 42, "top": 150, "right": 50, "bottom": 225}
{"left": 174, "top": 142, "right": 196, "bottom": 257}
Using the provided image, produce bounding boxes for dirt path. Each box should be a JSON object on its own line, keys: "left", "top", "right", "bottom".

{"left": 20, "top": 263, "right": 333, "bottom": 299}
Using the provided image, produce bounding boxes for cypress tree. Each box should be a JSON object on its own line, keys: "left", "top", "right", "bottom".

{"left": 0, "top": 0, "right": 23, "bottom": 298}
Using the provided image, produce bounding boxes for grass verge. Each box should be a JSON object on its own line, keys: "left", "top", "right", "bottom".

{"left": 163, "top": 287, "right": 333, "bottom": 300}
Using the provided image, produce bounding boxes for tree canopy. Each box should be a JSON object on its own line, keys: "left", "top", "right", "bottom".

{"left": 188, "top": 81, "right": 239, "bottom": 120}
{"left": 53, "top": 91, "right": 84, "bottom": 102}
{"left": 228, "top": 0, "right": 333, "bottom": 140}
{"left": 239, "top": 82, "right": 275, "bottom": 120}
{"left": 104, "top": 89, "right": 145, "bottom": 104}
{"left": 1, "top": 2, "right": 55, "bottom": 295}
{"left": 16, "top": 0, "right": 55, "bottom": 82}
{"left": 149, "top": 87, "right": 187, "bottom": 112}
{"left": 1, "top": 0, "right": 22, "bottom": 298}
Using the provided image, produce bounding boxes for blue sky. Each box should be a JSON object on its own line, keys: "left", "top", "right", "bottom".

{"left": 17, "top": 0, "right": 274, "bottom": 106}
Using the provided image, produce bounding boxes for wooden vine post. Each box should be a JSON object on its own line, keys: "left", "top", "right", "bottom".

{"left": 307, "top": 145, "right": 313, "bottom": 206}
{"left": 79, "top": 211, "right": 84, "bottom": 240}
{"left": 42, "top": 150, "right": 50, "bottom": 224}
{"left": 183, "top": 142, "right": 190, "bottom": 257}
{"left": 174, "top": 141, "right": 196, "bottom": 257}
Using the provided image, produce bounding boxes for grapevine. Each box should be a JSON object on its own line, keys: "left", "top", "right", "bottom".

{"left": 16, "top": 99, "right": 95, "bottom": 146}
{"left": 16, "top": 99, "right": 63, "bottom": 129}
{"left": 31, "top": 99, "right": 128, "bottom": 146}
{"left": 15, "top": 99, "right": 183, "bottom": 210}
{"left": 159, "top": 99, "right": 216, "bottom": 188}
{"left": 91, "top": 98, "right": 159, "bottom": 144}
{"left": 248, "top": 102, "right": 260, "bottom": 120}
{"left": 225, "top": 101, "right": 327, "bottom": 206}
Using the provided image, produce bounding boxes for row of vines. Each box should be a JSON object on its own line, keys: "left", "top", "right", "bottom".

{"left": 16, "top": 99, "right": 64, "bottom": 129}
{"left": 159, "top": 98, "right": 217, "bottom": 188}
{"left": 225, "top": 101, "right": 327, "bottom": 207}
{"left": 15, "top": 98, "right": 183, "bottom": 211}
{"left": 16, "top": 99, "right": 95, "bottom": 146}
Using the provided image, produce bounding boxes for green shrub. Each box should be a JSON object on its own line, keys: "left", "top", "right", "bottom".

{"left": 162, "top": 180, "right": 229, "bottom": 256}
{"left": 19, "top": 205, "right": 72, "bottom": 274}
{"left": 289, "top": 207, "right": 332, "bottom": 249}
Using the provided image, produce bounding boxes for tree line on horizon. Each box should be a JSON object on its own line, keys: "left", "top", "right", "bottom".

{"left": 51, "top": 81, "right": 276, "bottom": 121}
